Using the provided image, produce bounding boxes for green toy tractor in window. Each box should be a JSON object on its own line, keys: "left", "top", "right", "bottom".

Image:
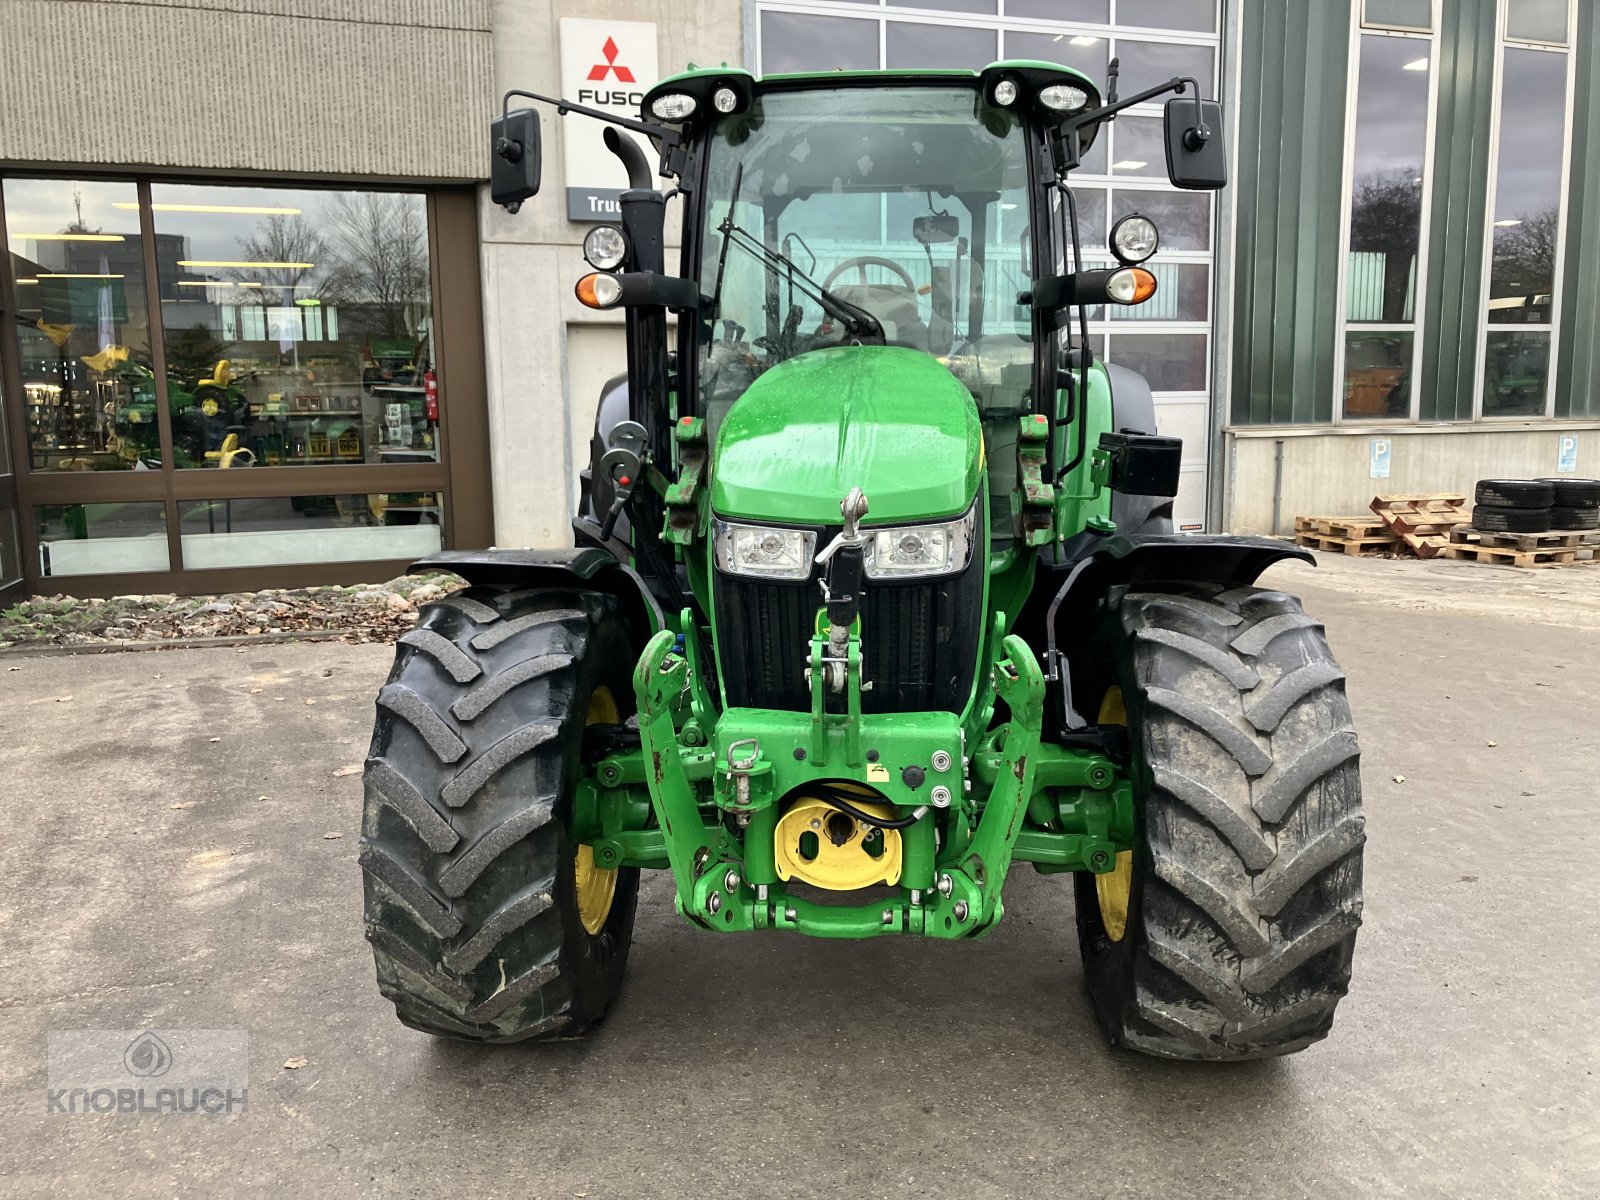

{"left": 359, "top": 59, "right": 1363, "bottom": 1060}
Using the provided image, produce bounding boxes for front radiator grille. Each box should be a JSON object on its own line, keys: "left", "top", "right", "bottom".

{"left": 714, "top": 546, "right": 984, "bottom": 713}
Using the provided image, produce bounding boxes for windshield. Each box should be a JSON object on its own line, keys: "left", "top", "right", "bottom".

{"left": 697, "top": 85, "right": 1035, "bottom": 425}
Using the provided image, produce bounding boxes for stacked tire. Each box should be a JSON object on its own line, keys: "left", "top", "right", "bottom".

{"left": 1472, "top": 478, "right": 1600, "bottom": 533}
{"left": 1543, "top": 478, "right": 1600, "bottom": 530}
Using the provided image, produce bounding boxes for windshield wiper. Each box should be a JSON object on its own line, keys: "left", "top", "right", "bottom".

{"left": 714, "top": 216, "right": 885, "bottom": 344}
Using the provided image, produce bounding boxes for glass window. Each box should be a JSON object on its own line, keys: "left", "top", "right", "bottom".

{"left": 1070, "top": 188, "right": 1108, "bottom": 249}
{"left": 1485, "top": 49, "right": 1567, "bottom": 324}
{"left": 1340, "top": 33, "right": 1431, "bottom": 418}
{"left": 1481, "top": 43, "right": 1568, "bottom": 417}
{"left": 179, "top": 493, "right": 441, "bottom": 569}
{"left": 34, "top": 502, "right": 167, "bottom": 576}
{"left": 148, "top": 184, "right": 438, "bottom": 470}
{"left": 1362, "top": 0, "right": 1432, "bottom": 31}
{"left": 897, "top": 0, "right": 995, "bottom": 11}
{"left": 1107, "top": 261, "right": 1209, "bottom": 322}
{"left": 698, "top": 86, "right": 1034, "bottom": 421}
{"left": 1483, "top": 331, "right": 1551, "bottom": 416}
{"left": 885, "top": 22, "right": 997, "bottom": 70}
{"left": 1110, "top": 116, "right": 1166, "bottom": 178}
{"left": 1344, "top": 331, "right": 1414, "bottom": 417}
{"left": 1506, "top": 0, "right": 1568, "bottom": 44}
{"left": 5, "top": 179, "right": 155, "bottom": 472}
{"left": 760, "top": 12, "right": 877, "bottom": 74}
{"left": 1001, "top": 30, "right": 1110, "bottom": 85}
{"left": 1112, "top": 190, "right": 1210, "bottom": 251}
{"left": 1112, "top": 40, "right": 1214, "bottom": 96}
{"left": 1117, "top": 0, "right": 1215, "bottom": 33}
{"left": 1107, "top": 333, "right": 1207, "bottom": 391}
{"left": 1004, "top": 0, "right": 1107, "bottom": 20}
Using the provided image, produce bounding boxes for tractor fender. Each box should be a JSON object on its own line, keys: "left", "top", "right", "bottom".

{"left": 1103, "top": 361, "right": 1173, "bottom": 537}
{"left": 1040, "top": 533, "right": 1313, "bottom": 705}
{"left": 409, "top": 548, "right": 664, "bottom": 644}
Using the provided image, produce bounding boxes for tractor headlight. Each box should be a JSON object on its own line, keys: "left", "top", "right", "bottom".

{"left": 1110, "top": 214, "right": 1159, "bottom": 264}
{"left": 714, "top": 521, "right": 816, "bottom": 581}
{"left": 863, "top": 505, "right": 977, "bottom": 580}
{"left": 650, "top": 93, "right": 698, "bottom": 122}
{"left": 1038, "top": 83, "right": 1090, "bottom": 113}
{"left": 583, "top": 224, "right": 628, "bottom": 271}
{"left": 992, "top": 79, "right": 1019, "bottom": 107}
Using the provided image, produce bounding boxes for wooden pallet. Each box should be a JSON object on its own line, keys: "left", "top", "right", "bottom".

{"left": 1294, "top": 533, "right": 1398, "bottom": 556}
{"left": 1294, "top": 514, "right": 1399, "bottom": 541}
{"left": 1443, "top": 543, "right": 1589, "bottom": 568}
{"left": 1369, "top": 494, "right": 1471, "bottom": 558}
{"left": 1449, "top": 527, "right": 1600, "bottom": 551}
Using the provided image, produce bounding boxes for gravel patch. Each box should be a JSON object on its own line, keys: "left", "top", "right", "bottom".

{"left": 0, "top": 573, "right": 465, "bottom": 652}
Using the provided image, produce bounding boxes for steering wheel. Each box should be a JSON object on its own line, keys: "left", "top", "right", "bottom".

{"left": 822, "top": 255, "right": 918, "bottom": 292}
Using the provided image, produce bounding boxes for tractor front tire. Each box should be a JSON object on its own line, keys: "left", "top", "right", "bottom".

{"left": 1076, "top": 583, "right": 1365, "bottom": 1060}
{"left": 360, "top": 586, "right": 639, "bottom": 1042}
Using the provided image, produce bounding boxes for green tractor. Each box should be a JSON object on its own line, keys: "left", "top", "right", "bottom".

{"left": 360, "top": 59, "right": 1364, "bottom": 1060}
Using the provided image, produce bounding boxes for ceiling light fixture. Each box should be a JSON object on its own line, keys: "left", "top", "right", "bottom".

{"left": 1111, "top": 160, "right": 1148, "bottom": 171}
{"left": 1494, "top": 219, "right": 1522, "bottom": 227}
{"left": 114, "top": 202, "right": 303, "bottom": 215}
{"left": 14, "top": 232, "right": 125, "bottom": 241}
{"left": 177, "top": 260, "right": 314, "bottom": 269}
{"left": 38, "top": 272, "right": 125, "bottom": 279}
{"left": 176, "top": 280, "right": 263, "bottom": 287}
{"left": 1402, "top": 57, "right": 1429, "bottom": 70}
{"left": 1070, "top": 35, "right": 1102, "bottom": 46}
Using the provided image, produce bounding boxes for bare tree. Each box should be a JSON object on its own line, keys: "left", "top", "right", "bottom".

{"left": 1348, "top": 167, "right": 1423, "bottom": 323}
{"left": 319, "top": 194, "right": 431, "bottom": 340}
{"left": 237, "top": 213, "right": 326, "bottom": 295}
{"left": 1491, "top": 205, "right": 1559, "bottom": 311}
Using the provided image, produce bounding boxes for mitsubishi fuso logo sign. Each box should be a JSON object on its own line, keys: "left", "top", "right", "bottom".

{"left": 587, "top": 37, "right": 636, "bottom": 83}
{"left": 560, "top": 18, "right": 659, "bottom": 222}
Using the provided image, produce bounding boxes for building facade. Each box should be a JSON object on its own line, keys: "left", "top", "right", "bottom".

{"left": 0, "top": 0, "right": 1593, "bottom": 602}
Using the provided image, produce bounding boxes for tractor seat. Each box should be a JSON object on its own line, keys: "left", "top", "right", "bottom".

{"left": 828, "top": 283, "right": 931, "bottom": 352}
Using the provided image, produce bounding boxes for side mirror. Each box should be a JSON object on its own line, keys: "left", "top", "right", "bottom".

{"left": 1163, "top": 97, "right": 1227, "bottom": 191}
{"left": 490, "top": 109, "right": 542, "bottom": 212}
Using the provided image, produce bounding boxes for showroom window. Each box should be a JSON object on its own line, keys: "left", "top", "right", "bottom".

{"left": 1476, "top": 0, "right": 1574, "bottom": 418}
{"left": 0, "top": 177, "right": 483, "bottom": 592}
{"left": 1334, "top": 2, "right": 1439, "bottom": 420}
{"left": 753, "top": 0, "right": 1221, "bottom": 528}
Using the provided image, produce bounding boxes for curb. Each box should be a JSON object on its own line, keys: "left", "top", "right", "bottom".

{"left": 0, "top": 629, "right": 378, "bottom": 658}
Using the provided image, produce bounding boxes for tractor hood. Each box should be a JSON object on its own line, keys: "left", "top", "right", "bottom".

{"left": 710, "top": 346, "right": 983, "bottom": 526}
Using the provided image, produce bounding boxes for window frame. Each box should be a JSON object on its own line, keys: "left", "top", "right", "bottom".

{"left": 0, "top": 172, "right": 488, "bottom": 595}
{"left": 1470, "top": 0, "right": 1578, "bottom": 421}
{"left": 1330, "top": 0, "right": 1442, "bottom": 425}
{"left": 1359, "top": 0, "right": 1434, "bottom": 35}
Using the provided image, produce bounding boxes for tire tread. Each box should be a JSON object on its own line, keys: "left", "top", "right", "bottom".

{"left": 1080, "top": 582, "right": 1365, "bottom": 1060}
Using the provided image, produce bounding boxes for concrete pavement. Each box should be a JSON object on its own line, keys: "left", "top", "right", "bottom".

{"left": 1, "top": 556, "right": 1597, "bottom": 1198}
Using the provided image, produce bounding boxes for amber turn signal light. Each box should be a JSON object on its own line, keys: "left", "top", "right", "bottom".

{"left": 1106, "top": 266, "right": 1158, "bottom": 305}
{"left": 575, "top": 272, "right": 623, "bottom": 309}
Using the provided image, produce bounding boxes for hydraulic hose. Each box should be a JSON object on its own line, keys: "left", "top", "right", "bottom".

{"left": 814, "top": 786, "right": 929, "bottom": 831}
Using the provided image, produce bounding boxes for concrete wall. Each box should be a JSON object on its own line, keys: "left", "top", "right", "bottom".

{"left": 0, "top": 0, "right": 492, "bottom": 179}
{"left": 480, "top": 0, "right": 744, "bottom": 548}
{"left": 1225, "top": 423, "right": 1600, "bottom": 533}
